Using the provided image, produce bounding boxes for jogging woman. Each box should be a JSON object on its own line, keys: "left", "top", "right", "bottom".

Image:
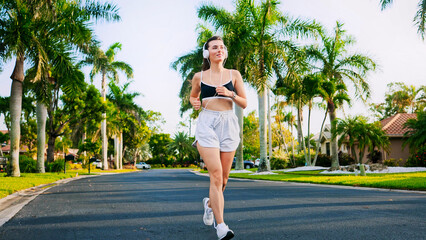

{"left": 190, "top": 36, "right": 247, "bottom": 240}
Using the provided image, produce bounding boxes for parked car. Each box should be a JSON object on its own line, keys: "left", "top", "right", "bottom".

{"left": 232, "top": 158, "right": 255, "bottom": 169}
{"left": 254, "top": 157, "right": 269, "bottom": 167}
{"left": 254, "top": 159, "right": 260, "bottom": 167}
{"left": 136, "top": 162, "right": 151, "bottom": 169}
{"left": 90, "top": 158, "right": 102, "bottom": 168}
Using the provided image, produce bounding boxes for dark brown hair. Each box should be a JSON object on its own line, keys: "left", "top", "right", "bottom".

{"left": 202, "top": 36, "right": 224, "bottom": 71}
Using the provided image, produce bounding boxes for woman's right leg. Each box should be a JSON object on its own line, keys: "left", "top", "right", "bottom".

{"left": 197, "top": 144, "right": 225, "bottom": 224}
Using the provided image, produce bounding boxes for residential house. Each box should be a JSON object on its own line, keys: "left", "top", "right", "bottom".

{"left": 379, "top": 113, "right": 417, "bottom": 164}
{"left": 312, "top": 124, "right": 349, "bottom": 156}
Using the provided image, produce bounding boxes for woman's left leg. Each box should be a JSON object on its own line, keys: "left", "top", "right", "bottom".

{"left": 220, "top": 151, "right": 236, "bottom": 192}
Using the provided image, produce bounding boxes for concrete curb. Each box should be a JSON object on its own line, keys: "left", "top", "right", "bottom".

{"left": 189, "top": 169, "right": 426, "bottom": 195}
{"left": 0, "top": 174, "right": 98, "bottom": 227}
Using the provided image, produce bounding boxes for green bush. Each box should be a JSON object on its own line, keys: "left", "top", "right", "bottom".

{"left": 405, "top": 146, "right": 426, "bottom": 167}
{"left": 383, "top": 158, "right": 404, "bottom": 167}
{"left": 147, "top": 155, "right": 174, "bottom": 166}
{"left": 315, "top": 154, "right": 331, "bottom": 167}
{"left": 150, "top": 164, "right": 166, "bottom": 168}
{"left": 270, "top": 157, "right": 288, "bottom": 170}
{"left": 46, "top": 160, "right": 71, "bottom": 172}
{"left": 338, "top": 152, "right": 356, "bottom": 166}
{"left": 6, "top": 155, "right": 37, "bottom": 174}
{"left": 20, "top": 158, "right": 37, "bottom": 173}
{"left": 288, "top": 153, "right": 306, "bottom": 167}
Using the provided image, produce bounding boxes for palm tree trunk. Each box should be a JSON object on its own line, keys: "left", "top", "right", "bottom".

{"left": 296, "top": 99, "right": 304, "bottom": 152}
{"left": 9, "top": 56, "right": 25, "bottom": 177}
{"left": 258, "top": 89, "right": 270, "bottom": 172}
{"left": 114, "top": 135, "right": 118, "bottom": 169}
{"left": 358, "top": 146, "right": 366, "bottom": 176}
{"left": 307, "top": 102, "right": 312, "bottom": 166}
{"left": 351, "top": 145, "right": 358, "bottom": 164}
{"left": 328, "top": 102, "right": 339, "bottom": 168}
{"left": 313, "top": 110, "right": 328, "bottom": 166}
{"left": 234, "top": 105, "right": 244, "bottom": 170}
{"left": 296, "top": 98, "right": 308, "bottom": 164}
{"left": 101, "top": 72, "right": 108, "bottom": 170}
{"left": 119, "top": 131, "right": 123, "bottom": 169}
{"left": 278, "top": 115, "right": 289, "bottom": 155}
{"left": 36, "top": 101, "right": 47, "bottom": 173}
{"left": 267, "top": 90, "right": 273, "bottom": 162}
{"left": 82, "top": 130, "right": 87, "bottom": 159}
{"left": 46, "top": 135, "right": 56, "bottom": 163}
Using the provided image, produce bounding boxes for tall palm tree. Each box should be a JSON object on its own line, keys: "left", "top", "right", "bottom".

{"left": 274, "top": 45, "right": 320, "bottom": 165}
{"left": 306, "top": 22, "right": 377, "bottom": 168}
{"left": 0, "top": 0, "right": 51, "bottom": 176}
{"left": 25, "top": 0, "right": 119, "bottom": 172}
{"left": 380, "top": 0, "right": 426, "bottom": 40}
{"left": 0, "top": 0, "right": 120, "bottom": 176}
{"left": 107, "top": 81, "right": 143, "bottom": 169}
{"left": 81, "top": 42, "right": 133, "bottom": 170}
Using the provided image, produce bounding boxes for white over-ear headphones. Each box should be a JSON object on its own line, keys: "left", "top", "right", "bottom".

{"left": 203, "top": 42, "right": 210, "bottom": 59}
{"left": 203, "top": 41, "right": 228, "bottom": 59}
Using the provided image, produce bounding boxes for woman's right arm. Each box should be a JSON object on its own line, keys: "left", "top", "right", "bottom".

{"left": 190, "top": 72, "right": 201, "bottom": 110}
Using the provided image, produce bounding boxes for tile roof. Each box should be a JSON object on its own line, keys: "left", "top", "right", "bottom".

{"left": 380, "top": 113, "right": 417, "bottom": 136}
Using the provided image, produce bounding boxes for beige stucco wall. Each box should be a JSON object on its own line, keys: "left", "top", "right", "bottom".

{"left": 381, "top": 137, "right": 410, "bottom": 161}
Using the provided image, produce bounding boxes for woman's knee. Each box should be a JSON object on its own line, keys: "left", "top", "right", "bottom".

{"left": 209, "top": 169, "right": 223, "bottom": 187}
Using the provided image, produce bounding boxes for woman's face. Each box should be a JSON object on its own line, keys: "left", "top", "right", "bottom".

{"left": 207, "top": 40, "right": 227, "bottom": 62}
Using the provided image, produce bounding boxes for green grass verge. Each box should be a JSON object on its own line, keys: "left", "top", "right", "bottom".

{"left": 0, "top": 169, "right": 139, "bottom": 199}
{"left": 228, "top": 171, "right": 426, "bottom": 191}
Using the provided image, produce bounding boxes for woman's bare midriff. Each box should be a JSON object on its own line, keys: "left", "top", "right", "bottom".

{"left": 202, "top": 98, "right": 233, "bottom": 111}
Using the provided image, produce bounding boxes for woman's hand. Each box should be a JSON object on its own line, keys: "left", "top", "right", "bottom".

{"left": 191, "top": 97, "right": 201, "bottom": 110}
{"left": 216, "top": 86, "right": 232, "bottom": 97}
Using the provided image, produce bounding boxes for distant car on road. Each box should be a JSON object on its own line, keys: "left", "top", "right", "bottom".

{"left": 232, "top": 158, "right": 255, "bottom": 169}
{"left": 136, "top": 162, "right": 151, "bottom": 169}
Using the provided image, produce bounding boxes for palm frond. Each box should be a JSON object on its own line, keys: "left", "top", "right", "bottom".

{"left": 414, "top": 0, "right": 426, "bottom": 40}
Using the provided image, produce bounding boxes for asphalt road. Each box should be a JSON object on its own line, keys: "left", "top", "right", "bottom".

{"left": 1, "top": 169, "right": 425, "bottom": 240}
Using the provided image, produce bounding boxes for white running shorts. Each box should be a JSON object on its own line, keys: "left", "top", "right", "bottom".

{"left": 195, "top": 108, "right": 240, "bottom": 152}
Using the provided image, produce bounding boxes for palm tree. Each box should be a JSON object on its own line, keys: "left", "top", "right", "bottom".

{"left": 306, "top": 22, "right": 377, "bottom": 168}
{"left": 168, "top": 131, "right": 198, "bottom": 164}
{"left": 403, "top": 110, "right": 426, "bottom": 152}
{"left": 0, "top": 0, "right": 120, "bottom": 176}
{"left": 274, "top": 45, "right": 325, "bottom": 166}
{"left": 334, "top": 116, "right": 389, "bottom": 176}
{"left": 380, "top": 0, "right": 426, "bottom": 39}
{"left": 333, "top": 116, "right": 364, "bottom": 164}
{"left": 0, "top": 0, "right": 50, "bottom": 176}
{"left": 107, "top": 81, "right": 144, "bottom": 169}
{"left": 81, "top": 42, "right": 133, "bottom": 170}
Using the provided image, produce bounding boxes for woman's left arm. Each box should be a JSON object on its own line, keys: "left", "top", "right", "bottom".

{"left": 231, "top": 70, "right": 247, "bottom": 109}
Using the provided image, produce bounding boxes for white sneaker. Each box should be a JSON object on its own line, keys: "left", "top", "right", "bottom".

{"left": 203, "top": 197, "right": 214, "bottom": 225}
{"left": 215, "top": 223, "right": 234, "bottom": 240}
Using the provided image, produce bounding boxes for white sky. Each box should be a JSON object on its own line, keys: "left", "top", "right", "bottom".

{"left": 1, "top": 0, "right": 425, "bottom": 137}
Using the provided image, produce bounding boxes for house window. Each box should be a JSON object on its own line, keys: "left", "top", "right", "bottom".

{"left": 326, "top": 142, "right": 330, "bottom": 156}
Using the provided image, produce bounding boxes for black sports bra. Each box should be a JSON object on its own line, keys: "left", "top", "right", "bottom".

{"left": 200, "top": 70, "right": 235, "bottom": 100}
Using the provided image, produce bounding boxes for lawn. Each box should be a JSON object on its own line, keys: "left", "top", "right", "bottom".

{"left": 227, "top": 170, "right": 426, "bottom": 191}
{"left": 0, "top": 169, "right": 139, "bottom": 199}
